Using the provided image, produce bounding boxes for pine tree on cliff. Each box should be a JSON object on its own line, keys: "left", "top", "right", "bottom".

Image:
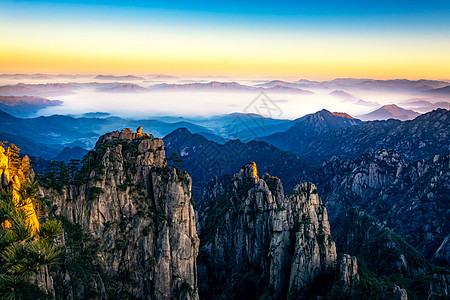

{"left": 0, "top": 182, "right": 62, "bottom": 299}
{"left": 0, "top": 144, "right": 62, "bottom": 299}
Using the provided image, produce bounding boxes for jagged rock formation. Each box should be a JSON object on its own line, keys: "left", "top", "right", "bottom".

{"left": 164, "top": 128, "right": 314, "bottom": 199}
{"left": 381, "top": 285, "right": 408, "bottom": 300}
{"left": 42, "top": 128, "right": 199, "bottom": 299}
{"left": 316, "top": 149, "right": 450, "bottom": 262}
{"left": 339, "top": 254, "right": 360, "bottom": 292}
{"left": 301, "top": 108, "right": 450, "bottom": 164}
{"left": 428, "top": 272, "right": 450, "bottom": 299}
{"left": 197, "top": 162, "right": 336, "bottom": 299}
{"left": 0, "top": 145, "right": 38, "bottom": 231}
{"left": 337, "top": 208, "right": 429, "bottom": 276}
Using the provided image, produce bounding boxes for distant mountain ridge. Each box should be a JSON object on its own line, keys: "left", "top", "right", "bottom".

{"left": 0, "top": 109, "right": 221, "bottom": 158}
{"left": 0, "top": 83, "right": 79, "bottom": 96}
{"left": 95, "top": 74, "right": 145, "bottom": 80}
{"left": 151, "top": 81, "right": 314, "bottom": 94}
{"left": 0, "top": 95, "right": 63, "bottom": 117}
{"left": 53, "top": 146, "right": 89, "bottom": 162}
{"left": 427, "top": 85, "right": 450, "bottom": 95}
{"left": 99, "top": 83, "right": 147, "bottom": 92}
{"left": 259, "top": 108, "right": 448, "bottom": 164}
{"left": 301, "top": 108, "right": 449, "bottom": 163}
{"left": 359, "top": 104, "right": 421, "bottom": 121}
{"left": 259, "top": 109, "right": 363, "bottom": 153}
{"left": 163, "top": 127, "right": 314, "bottom": 198}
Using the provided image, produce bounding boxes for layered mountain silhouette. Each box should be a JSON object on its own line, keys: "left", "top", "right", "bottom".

{"left": 163, "top": 127, "right": 314, "bottom": 198}
{"left": 0, "top": 95, "right": 63, "bottom": 117}
{"left": 259, "top": 108, "right": 448, "bottom": 164}
{"left": 258, "top": 109, "right": 362, "bottom": 153}
{"left": 359, "top": 104, "right": 421, "bottom": 121}
{"left": 0, "top": 109, "right": 220, "bottom": 158}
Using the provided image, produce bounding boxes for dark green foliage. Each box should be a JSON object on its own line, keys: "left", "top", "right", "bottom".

{"left": 167, "top": 152, "right": 184, "bottom": 170}
{"left": 175, "top": 168, "right": 190, "bottom": 186}
{"left": 350, "top": 258, "right": 384, "bottom": 299}
{"left": 0, "top": 184, "right": 62, "bottom": 300}
{"left": 51, "top": 216, "right": 103, "bottom": 300}
{"left": 89, "top": 187, "right": 104, "bottom": 201}
{"left": 36, "top": 161, "right": 70, "bottom": 192}
{"left": 117, "top": 140, "right": 139, "bottom": 156}
{"left": 217, "top": 268, "right": 269, "bottom": 300}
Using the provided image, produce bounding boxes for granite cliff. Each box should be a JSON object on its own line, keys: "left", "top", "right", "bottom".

{"left": 197, "top": 162, "right": 337, "bottom": 299}
{"left": 40, "top": 128, "right": 199, "bottom": 299}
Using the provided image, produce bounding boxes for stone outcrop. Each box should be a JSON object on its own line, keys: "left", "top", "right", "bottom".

{"left": 0, "top": 145, "right": 38, "bottom": 231}
{"left": 337, "top": 208, "right": 429, "bottom": 276}
{"left": 42, "top": 129, "right": 199, "bottom": 299}
{"left": 381, "top": 285, "right": 408, "bottom": 300}
{"left": 428, "top": 273, "right": 450, "bottom": 300}
{"left": 339, "top": 254, "right": 359, "bottom": 292}
{"left": 317, "top": 150, "right": 450, "bottom": 261}
{"left": 197, "top": 162, "right": 336, "bottom": 299}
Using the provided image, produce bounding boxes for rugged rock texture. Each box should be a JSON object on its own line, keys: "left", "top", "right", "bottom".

{"left": 197, "top": 162, "right": 336, "bottom": 299}
{"left": 300, "top": 108, "right": 450, "bottom": 164}
{"left": 164, "top": 127, "right": 314, "bottom": 199}
{"left": 259, "top": 109, "right": 362, "bottom": 153}
{"left": 337, "top": 208, "right": 429, "bottom": 276}
{"left": 42, "top": 129, "right": 199, "bottom": 299}
{"left": 339, "top": 254, "right": 360, "bottom": 292}
{"left": 316, "top": 149, "right": 449, "bottom": 262}
{"left": 381, "top": 285, "right": 408, "bottom": 300}
{"left": 428, "top": 272, "right": 450, "bottom": 300}
{"left": 0, "top": 145, "right": 38, "bottom": 231}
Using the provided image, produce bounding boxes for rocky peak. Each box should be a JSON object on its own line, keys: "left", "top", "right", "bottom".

{"left": 96, "top": 127, "right": 151, "bottom": 145}
{"left": 428, "top": 272, "right": 450, "bottom": 299}
{"left": 339, "top": 254, "right": 360, "bottom": 292}
{"left": 41, "top": 129, "right": 199, "bottom": 299}
{"left": 197, "top": 162, "right": 336, "bottom": 299}
{"left": 233, "top": 161, "right": 259, "bottom": 183}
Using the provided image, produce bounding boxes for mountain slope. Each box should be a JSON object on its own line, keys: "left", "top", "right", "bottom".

{"left": 315, "top": 149, "right": 450, "bottom": 261}
{"left": 0, "top": 109, "right": 218, "bottom": 158}
{"left": 163, "top": 128, "right": 314, "bottom": 198}
{"left": 197, "top": 163, "right": 336, "bottom": 299}
{"left": 0, "top": 95, "right": 63, "bottom": 117}
{"left": 300, "top": 108, "right": 449, "bottom": 163}
{"left": 53, "top": 146, "right": 89, "bottom": 162}
{"left": 259, "top": 109, "right": 362, "bottom": 153}
{"left": 40, "top": 129, "right": 199, "bottom": 299}
{"left": 359, "top": 104, "right": 421, "bottom": 121}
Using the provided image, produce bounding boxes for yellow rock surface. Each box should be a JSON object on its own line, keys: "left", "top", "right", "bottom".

{"left": 0, "top": 145, "right": 39, "bottom": 232}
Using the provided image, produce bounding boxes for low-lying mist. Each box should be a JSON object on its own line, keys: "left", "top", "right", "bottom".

{"left": 1, "top": 76, "right": 448, "bottom": 120}
{"left": 34, "top": 88, "right": 435, "bottom": 120}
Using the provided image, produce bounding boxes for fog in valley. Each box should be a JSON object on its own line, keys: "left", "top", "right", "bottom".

{"left": 1, "top": 75, "right": 448, "bottom": 121}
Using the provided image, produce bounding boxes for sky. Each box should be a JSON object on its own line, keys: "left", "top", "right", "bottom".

{"left": 1, "top": 0, "right": 450, "bottom": 79}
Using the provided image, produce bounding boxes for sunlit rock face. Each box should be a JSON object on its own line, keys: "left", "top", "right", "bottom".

{"left": 42, "top": 128, "right": 199, "bottom": 300}
{"left": 197, "top": 162, "right": 336, "bottom": 299}
{"left": 0, "top": 144, "right": 39, "bottom": 232}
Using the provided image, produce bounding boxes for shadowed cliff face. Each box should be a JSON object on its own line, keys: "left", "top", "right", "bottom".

{"left": 42, "top": 129, "right": 199, "bottom": 300}
{"left": 197, "top": 162, "right": 337, "bottom": 299}
{"left": 317, "top": 149, "right": 450, "bottom": 262}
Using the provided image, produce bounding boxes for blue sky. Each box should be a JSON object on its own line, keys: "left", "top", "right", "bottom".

{"left": 1, "top": 0, "right": 449, "bottom": 78}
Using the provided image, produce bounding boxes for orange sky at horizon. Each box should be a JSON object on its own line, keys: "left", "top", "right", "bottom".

{"left": 1, "top": 3, "right": 449, "bottom": 81}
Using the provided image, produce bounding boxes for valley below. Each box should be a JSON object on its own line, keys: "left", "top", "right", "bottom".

{"left": 0, "top": 76, "right": 449, "bottom": 299}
